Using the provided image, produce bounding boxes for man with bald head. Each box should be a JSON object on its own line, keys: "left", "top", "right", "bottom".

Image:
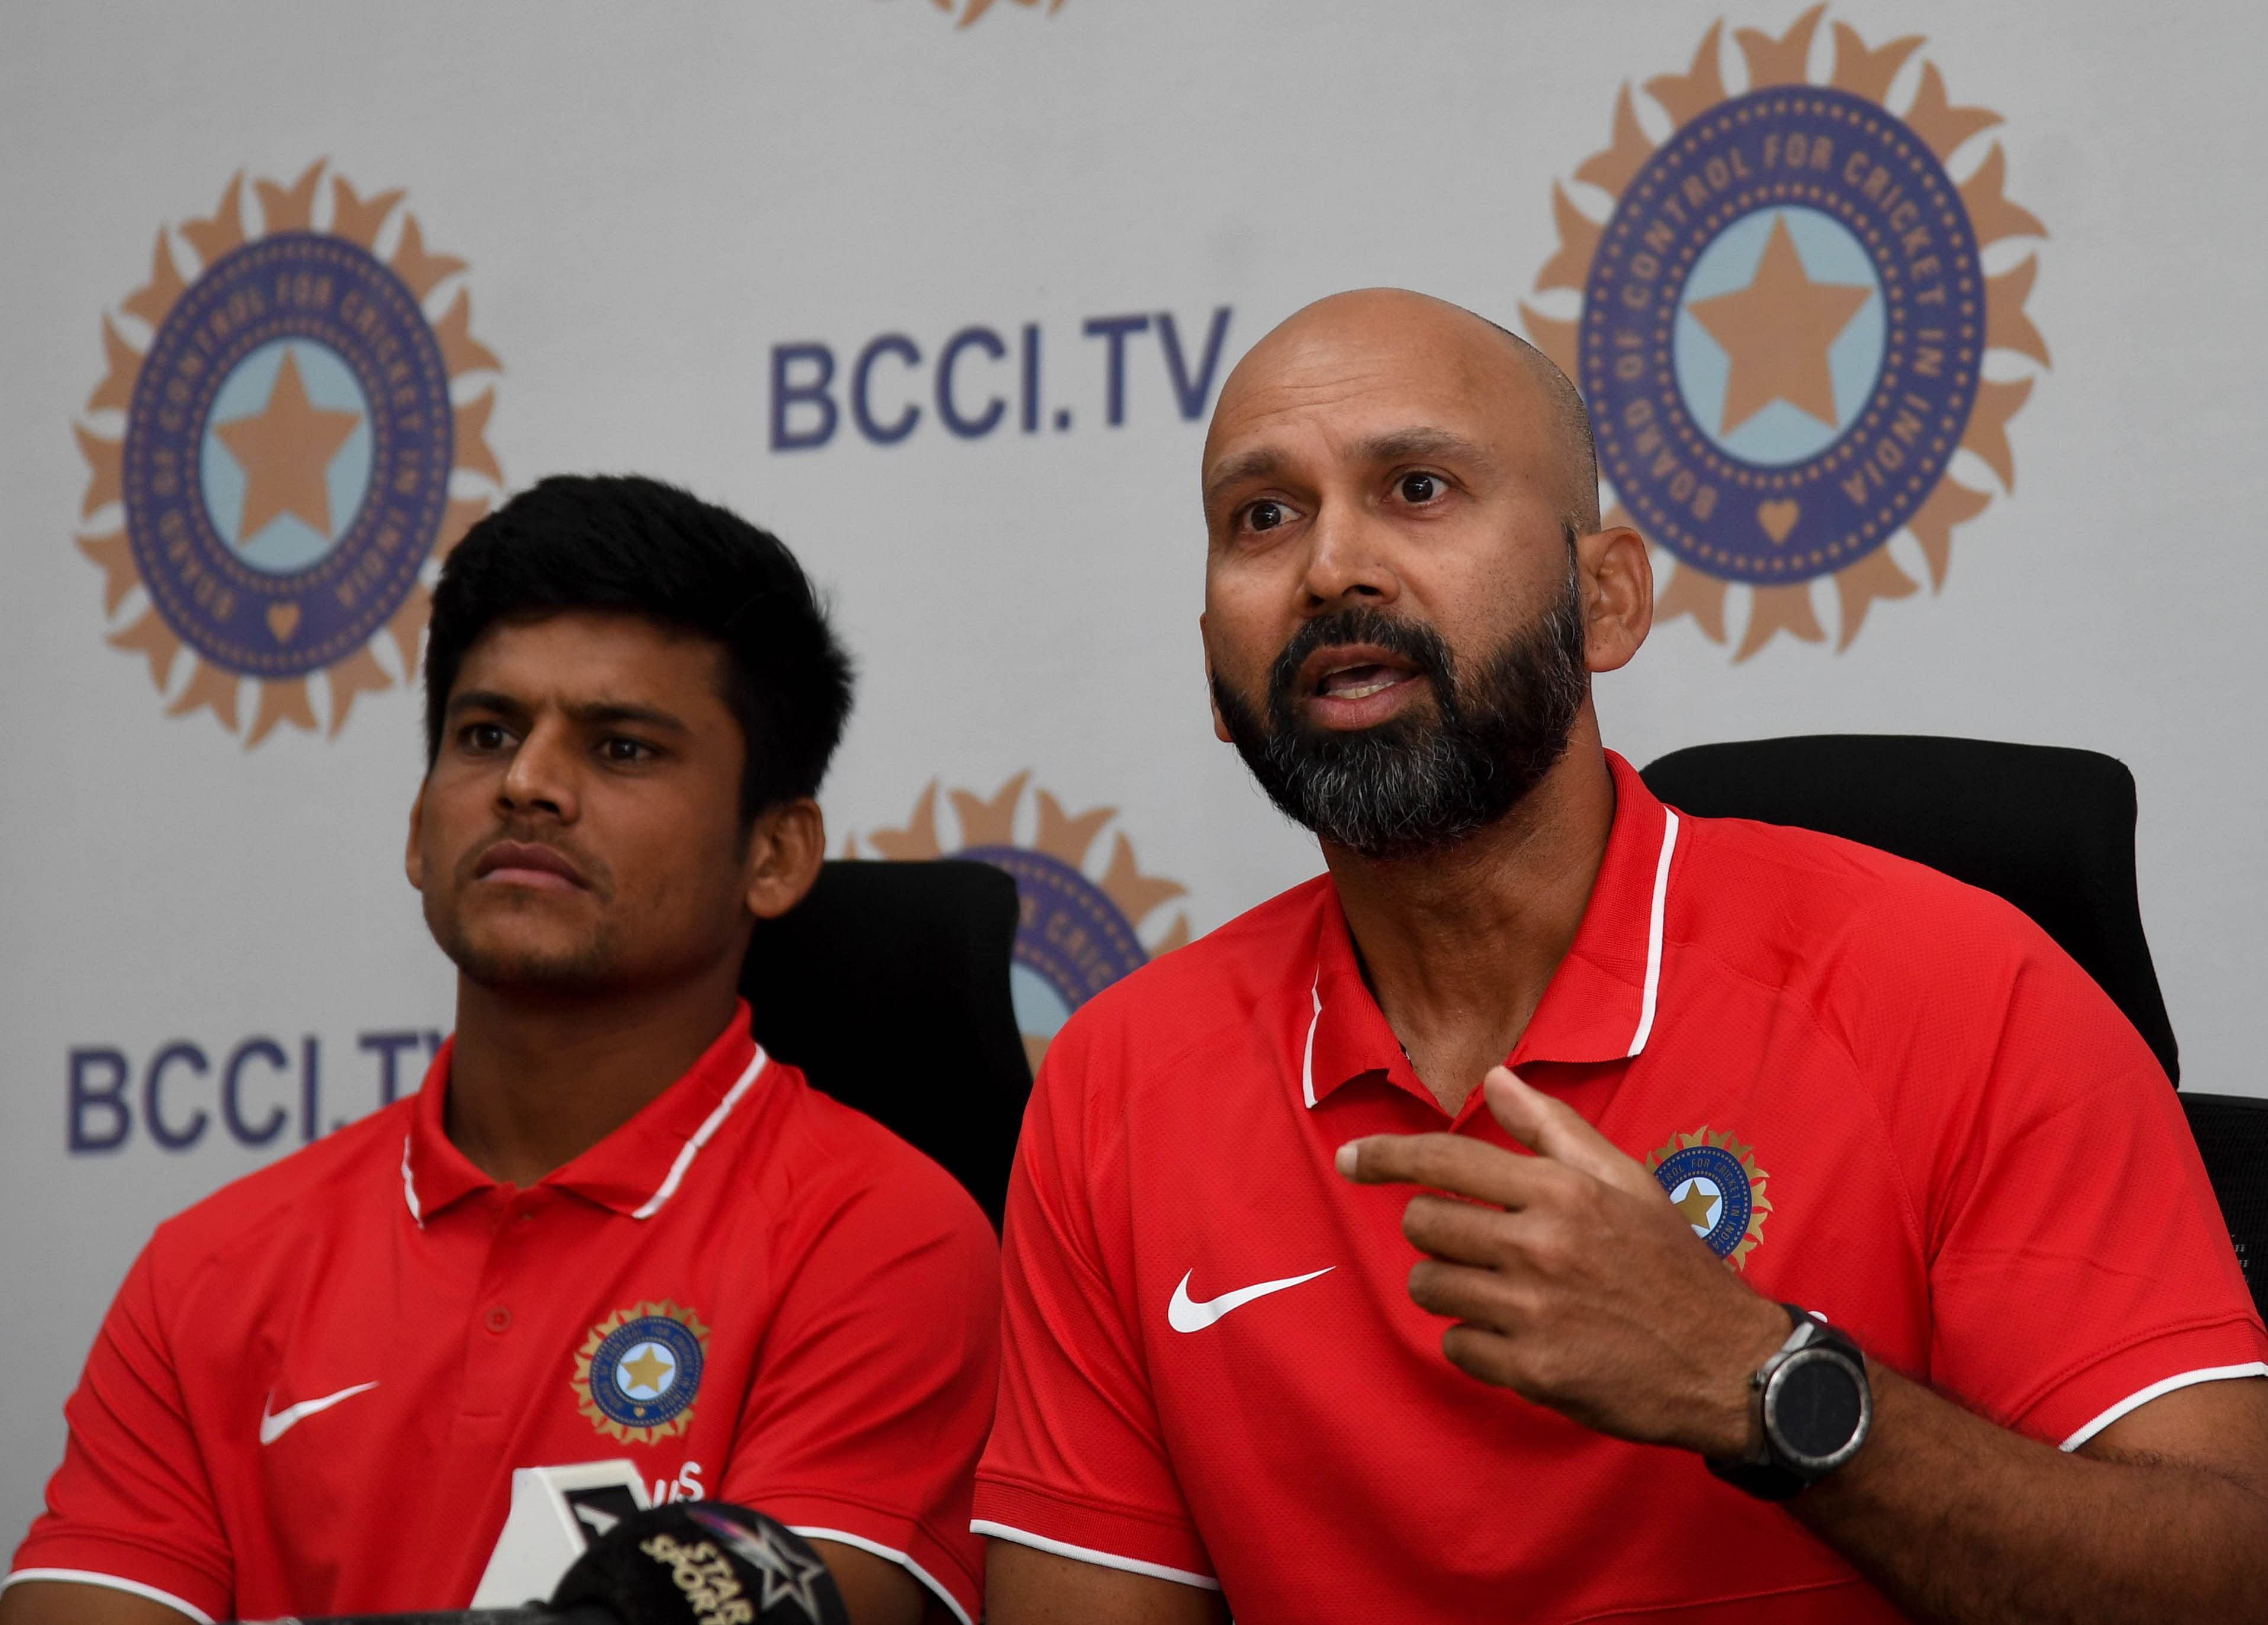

{"left": 972, "top": 290, "right": 2268, "bottom": 1623}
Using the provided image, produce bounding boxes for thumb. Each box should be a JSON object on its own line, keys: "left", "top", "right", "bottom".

{"left": 1482, "top": 1067, "right": 1655, "bottom": 1197}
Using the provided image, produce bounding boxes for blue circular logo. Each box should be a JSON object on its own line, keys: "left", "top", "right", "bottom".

{"left": 963, "top": 845, "right": 1150, "bottom": 1042}
{"left": 1582, "top": 87, "right": 1983, "bottom": 584}
{"left": 587, "top": 1313, "right": 705, "bottom": 1430}
{"left": 1653, "top": 1143, "right": 1755, "bottom": 1260}
{"left": 121, "top": 231, "right": 454, "bottom": 677}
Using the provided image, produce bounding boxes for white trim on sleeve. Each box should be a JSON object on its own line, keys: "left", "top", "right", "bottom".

{"left": 1627, "top": 809, "right": 1679, "bottom": 1057}
{"left": 2060, "top": 1361, "right": 2268, "bottom": 1451}
{"left": 2, "top": 1569, "right": 215, "bottom": 1624}
{"left": 786, "top": 1527, "right": 971, "bottom": 1625}
{"left": 970, "top": 1520, "right": 1220, "bottom": 1591}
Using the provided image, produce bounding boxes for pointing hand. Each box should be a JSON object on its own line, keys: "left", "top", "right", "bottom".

{"left": 1335, "top": 1066, "right": 1790, "bottom": 1458}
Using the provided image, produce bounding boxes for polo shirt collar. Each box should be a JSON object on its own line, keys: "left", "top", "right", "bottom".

{"left": 400, "top": 1000, "right": 770, "bottom": 1224}
{"left": 1300, "top": 751, "right": 1681, "bottom": 1110}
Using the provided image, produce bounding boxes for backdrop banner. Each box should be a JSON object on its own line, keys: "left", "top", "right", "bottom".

{"left": 4, "top": 0, "right": 2260, "bottom": 1542}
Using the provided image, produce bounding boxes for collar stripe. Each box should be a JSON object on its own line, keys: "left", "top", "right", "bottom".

{"left": 399, "top": 1135, "right": 424, "bottom": 1227}
{"left": 629, "top": 1046, "right": 769, "bottom": 1220}
{"left": 1626, "top": 809, "right": 1680, "bottom": 1058}
{"left": 1300, "top": 975, "right": 1323, "bottom": 1109}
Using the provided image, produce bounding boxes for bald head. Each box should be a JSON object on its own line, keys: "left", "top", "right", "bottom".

{"left": 1205, "top": 289, "right": 1600, "bottom": 538}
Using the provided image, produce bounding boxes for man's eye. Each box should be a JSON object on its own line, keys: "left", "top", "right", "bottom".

{"left": 1398, "top": 472, "right": 1448, "bottom": 504}
{"left": 461, "top": 722, "right": 510, "bottom": 751}
{"left": 599, "top": 738, "right": 656, "bottom": 764}
{"left": 1243, "top": 500, "right": 1290, "bottom": 533}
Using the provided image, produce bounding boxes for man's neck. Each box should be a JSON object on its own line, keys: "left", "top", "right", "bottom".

{"left": 442, "top": 964, "right": 745, "bottom": 1188}
{"left": 1323, "top": 722, "right": 1617, "bottom": 1116}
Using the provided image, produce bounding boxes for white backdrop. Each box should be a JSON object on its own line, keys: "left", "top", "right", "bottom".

{"left": 4, "top": 0, "right": 2263, "bottom": 1545}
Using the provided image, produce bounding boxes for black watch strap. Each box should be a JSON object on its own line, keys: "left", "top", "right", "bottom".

{"left": 1705, "top": 1304, "right": 1871, "bottom": 1501}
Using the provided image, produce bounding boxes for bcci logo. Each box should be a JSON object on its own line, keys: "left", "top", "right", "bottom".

{"left": 1649, "top": 1128, "right": 1772, "bottom": 1270}
{"left": 73, "top": 163, "right": 502, "bottom": 744}
{"left": 1521, "top": 8, "right": 2047, "bottom": 657}
{"left": 855, "top": 775, "right": 1191, "bottom": 1071}
{"left": 575, "top": 1301, "right": 709, "bottom": 1444}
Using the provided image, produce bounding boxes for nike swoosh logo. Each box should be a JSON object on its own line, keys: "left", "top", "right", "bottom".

{"left": 1168, "top": 1267, "right": 1334, "bottom": 1333}
{"left": 260, "top": 1381, "right": 379, "bottom": 1444}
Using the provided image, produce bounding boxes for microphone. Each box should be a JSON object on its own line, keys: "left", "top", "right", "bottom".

{"left": 242, "top": 1501, "right": 848, "bottom": 1625}
{"left": 555, "top": 1501, "right": 849, "bottom": 1625}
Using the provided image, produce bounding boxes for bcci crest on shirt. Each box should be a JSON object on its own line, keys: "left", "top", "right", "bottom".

{"left": 72, "top": 162, "right": 502, "bottom": 744}
{"left": 575, "top": 1302, "right": 710, "bottom": 1444}
{"left": 1649, "top": 1128, "right": 1772, "bottom": 1270}
{"left": 1520, "top": 7, "right": 2048, "bottom": 658}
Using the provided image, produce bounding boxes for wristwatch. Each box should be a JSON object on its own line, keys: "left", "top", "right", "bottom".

{"left": 1705, "top": 1304, "right": 1872, "bottom": 1501}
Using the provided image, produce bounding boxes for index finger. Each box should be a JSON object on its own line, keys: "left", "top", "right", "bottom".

{"left": 1334, "top": 1131, "right": 1573, "bottom": 1210}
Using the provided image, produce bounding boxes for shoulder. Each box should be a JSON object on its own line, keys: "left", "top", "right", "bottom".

{"left": 149, "top": 1099, "right": 416, "bottom": 1254}
{"left": 1008, "top": 877, "right": 1330, "bottom": 1187}
{"left": 751, "top": 1062, "right": 997, "bottom": 1258}
{"left": 1672, "top": 810, "right": 2052, "bottom": 981}
{"left": 1049, "top": 874, "right": 1330, "bottom": 1064}
{"left": 127, "top": 1099, "right": 417, "bottom": 1310}
{"left": 1666, "top": 809, "right": 2150, "bottom": 1082}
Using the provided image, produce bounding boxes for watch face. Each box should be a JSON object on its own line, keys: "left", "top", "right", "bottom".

{"left": 1769, "top": 1349, "right": 1867, "bottom": 1466}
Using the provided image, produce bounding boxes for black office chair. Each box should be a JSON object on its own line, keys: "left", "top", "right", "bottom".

{"left": 1640, "top": 735, "right": 2267, "bottom": 1315}
{"left": 741, "top": 858, "right": 1032, "bottom": 1225}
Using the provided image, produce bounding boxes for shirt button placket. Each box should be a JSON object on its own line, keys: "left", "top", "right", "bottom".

{"left": 464, "top": 1192, "right": 541, "bottom": 1420}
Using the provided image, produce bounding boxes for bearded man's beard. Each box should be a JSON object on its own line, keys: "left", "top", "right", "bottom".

{"left": 1210, "top": 564, "right": 1589, "bottom": 860}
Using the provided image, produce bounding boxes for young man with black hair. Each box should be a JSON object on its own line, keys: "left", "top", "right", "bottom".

{"left": 5, "top": 477, "right": 998, "bottom": 1625}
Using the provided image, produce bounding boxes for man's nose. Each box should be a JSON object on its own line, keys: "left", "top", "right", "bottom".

{"left": 1299, "top": 500, "right": 1402, "bottom": 610}
{"left": 496, "top": 717, "right": 580, "bottom": 820}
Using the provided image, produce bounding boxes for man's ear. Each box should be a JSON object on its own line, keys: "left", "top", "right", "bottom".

{"left": 406, "top": 781, "right": 428, "bottom": 892}
{"left": 1578, "top": 523, "right": 1654, "bottom": 674}
{"left": 744, "top": 799, "right": 827, "bottom": 921}
{"left": 1200, "top": 612, "right": 1233, "bottom": 744}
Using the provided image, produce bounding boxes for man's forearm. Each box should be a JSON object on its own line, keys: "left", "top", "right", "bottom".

{"left": 1792, "top": 1366, "right": 2268, "bottom": 1624}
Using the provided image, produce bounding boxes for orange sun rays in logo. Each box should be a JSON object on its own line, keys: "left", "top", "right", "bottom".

{"left": 855, "top": 773, "right": 1190, "bottom": 1072}
{"left": 855, "top": 773, "right": 1192, "bottom": 954}
{"left": 1521, "top": 7, "right": 2047, "bottom": 658}
{"left": 75, "top": 162, "right": 502, "bottom": 745}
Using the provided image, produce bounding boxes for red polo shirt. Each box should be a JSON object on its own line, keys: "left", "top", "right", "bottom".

{"left": 10, "top": 1005, "right": 998, "bottom": 1625}
{"left": 974, "top": 752, "right": 2267, "bottom": 1621}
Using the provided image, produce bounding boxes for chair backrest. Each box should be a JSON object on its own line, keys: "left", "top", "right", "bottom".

{"left": 1639, "top": 734, "right": 2179, "bottom": 1083}
{"left": 2175, "top": 1093, "right": 2268, "bottom": 1315}
{"left": 740, "top": 858, "right": 1032, "bottom": 1225}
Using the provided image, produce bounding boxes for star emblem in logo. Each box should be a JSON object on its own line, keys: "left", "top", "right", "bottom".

{"left": 1670, "top": 1176, "right": 1724, "bottom": 1232}
{"left": 1684, "top": 215, "right": 1875, "bottom": 437}
{"left": 211, "top": 347, "right": 364, "bottom": 541}
{"left": 619, "top": 1343, "right": 674, "bottom": 1395}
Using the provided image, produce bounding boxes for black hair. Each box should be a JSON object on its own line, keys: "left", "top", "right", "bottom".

{"left": 422, "top": 475, "right": 854, "bottom": 821}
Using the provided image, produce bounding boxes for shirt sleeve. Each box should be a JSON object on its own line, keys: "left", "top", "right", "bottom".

{"left": 1920, "top": 932, "right": 2268, "bottom": 1449}
{"left": 972, "top": 1029, "right": 1219, "bottom": 1589}
{"left": 8, "top": 1243, "right": 233, "bottom": 1624}
{"left": 717, "top": 1143, "right": 1000, "bottom": 1625}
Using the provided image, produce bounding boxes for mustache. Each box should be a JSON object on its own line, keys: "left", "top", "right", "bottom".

{"left": 454, "top": 825, "right": 613, "bottom": 897}
{"left": 1263, "top": 607, "right": 1457, "bottom": 729}
{"left": 1213, "top": 559, "right": 1590, "bottom": 859}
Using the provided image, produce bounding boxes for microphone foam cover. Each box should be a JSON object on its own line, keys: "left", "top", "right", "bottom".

{"left": 550, "top": 1502, "right": 848, "bottom": 1625}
